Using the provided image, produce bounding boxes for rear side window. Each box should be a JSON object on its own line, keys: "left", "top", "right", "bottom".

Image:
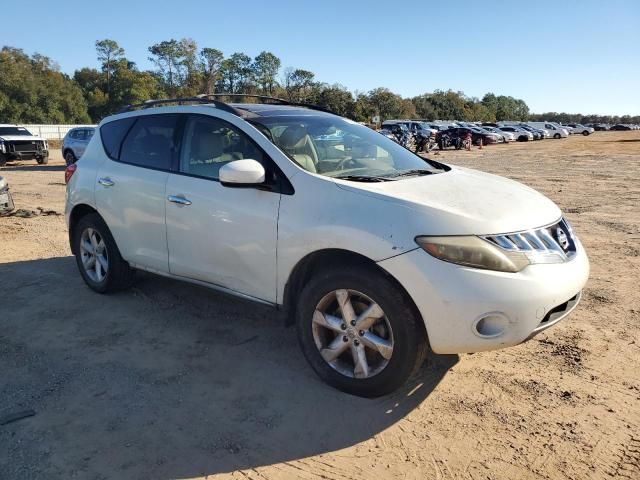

{"left": 100, "top": 118, "right": 136, "bottom": 160}
{"left": 119, "top": 115, "right": 181, "bottom": 170}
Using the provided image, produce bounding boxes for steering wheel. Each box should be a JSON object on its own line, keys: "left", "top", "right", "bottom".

{"left": 336, "top": 156, "right": 358, "bottom": 170}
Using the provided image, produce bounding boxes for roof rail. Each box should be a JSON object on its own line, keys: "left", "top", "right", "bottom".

{"left": 204, "top": 94, "right": 339, "bottom": 116}
{"left": 117, "top": 93, "right": 340, "bottom": 117}
{"left": 117, "top": 96, "right": 242, "bottom": 115}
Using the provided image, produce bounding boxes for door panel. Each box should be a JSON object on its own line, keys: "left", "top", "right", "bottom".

{"left": 165, "top": 114, "right": 280, "bottom": 302}
{"left": 95, "top": 159, "right": 169, "bottom": 272}
{"left": 165, "top": 175, "right": 279, "bottom": 301}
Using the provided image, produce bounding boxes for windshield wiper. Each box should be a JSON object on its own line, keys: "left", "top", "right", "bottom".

{"left": 384, "top": 169, "right": 435, "bottom": 178}
{"left": 334, "top": 174, "right": 391, "bottom": 182}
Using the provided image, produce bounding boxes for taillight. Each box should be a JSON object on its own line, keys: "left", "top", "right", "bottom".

{"left": 65, "top": 163, "right": 77, "bottom": 184}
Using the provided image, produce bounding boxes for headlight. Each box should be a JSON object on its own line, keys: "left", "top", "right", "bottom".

{"left": 0, "top": 177, "right": 6, "bottom": 190}
{"left": 415, "top": 236, "right": 530, "bottom": 273}
{"left": 0, "top": 141, "right": 5, "bottom": 153}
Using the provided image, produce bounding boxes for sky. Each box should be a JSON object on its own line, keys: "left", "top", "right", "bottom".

{"left": 1, "top": 0, "right": 639, "bottom": 115}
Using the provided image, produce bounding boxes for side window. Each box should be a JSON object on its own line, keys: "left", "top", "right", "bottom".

{"left": 119, "top": 115, "right": 181, "bottom": 170}
{"left": 100, "top": 117, "right": 136, "bottom": 160}
{"left": 86, "top": 129, "right": 95, "bottom": 140}
{"left": 180, "top": 115, "right": 265, "bottom": 180}
{"left": 69, "top": 130, "right": 79, "bottom": 140}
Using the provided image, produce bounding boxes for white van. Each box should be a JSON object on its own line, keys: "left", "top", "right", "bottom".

{"left": 527, "top": 122, "right": 569, "bottom": 139}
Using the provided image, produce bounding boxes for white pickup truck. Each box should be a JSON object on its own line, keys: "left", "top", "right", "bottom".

{"left": 0, "top": 124, "right": 49, "bottom": 166}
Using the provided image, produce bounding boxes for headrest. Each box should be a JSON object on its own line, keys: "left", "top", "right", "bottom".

{"left": 278, "top": 125, "right": 308, "bottom": 149}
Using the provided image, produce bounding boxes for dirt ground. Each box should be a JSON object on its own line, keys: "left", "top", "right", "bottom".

{"left": 1, "top": 132, "right": 639, "bottom": 480}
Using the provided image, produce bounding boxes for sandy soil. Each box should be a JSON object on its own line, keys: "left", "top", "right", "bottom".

{"left": 1, "top": 132, "right": 639, "bottom": 480}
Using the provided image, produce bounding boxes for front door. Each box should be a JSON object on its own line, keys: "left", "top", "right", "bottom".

{"left": 165, "top": 114, "right": 280, "bottom": 303}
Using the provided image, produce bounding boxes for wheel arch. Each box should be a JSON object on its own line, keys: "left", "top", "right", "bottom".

{"left": 68, "top": 204, "right": 99, "bottom": 254}
{"left": 281, "top": 249, "right": 425, "bottom": 337}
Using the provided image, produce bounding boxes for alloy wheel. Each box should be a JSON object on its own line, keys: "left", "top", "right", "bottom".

{"left": 80, "top": 227, "right": 109, "bottom": 283}
{"left": 312, "top": 289, "right": 394, "bottom": 379}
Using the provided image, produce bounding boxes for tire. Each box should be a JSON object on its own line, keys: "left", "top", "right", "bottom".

{"left": 37, "top": 156, "right": 49, "bottom": 165}
{"left": 73, "top": 213, "right": 135, "bottom": 293}
{"left": 0, "top": 155, "right": 6, "bottom": 167}
{"left": 554, "top": 133, "right": 561, "bottom": 139}
{"left": 64, "top": 150, "right": 76, "bottom": 166}
{"left": 582, "top": 131, "right": 589, "bottom": 136}
{"left": 296, "top": 265, "right": 427, "bottom": 397}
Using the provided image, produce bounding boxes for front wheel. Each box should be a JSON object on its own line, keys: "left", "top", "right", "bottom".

{"left": 73, "top": 213, "right": 135, "bottom": 293}
{"left": 554, "top": 133, "right": 561, "bottom": 139}
{"left": 582, "top": 131, "right": 589, "bottom": 136}
{"left": 296, "top": 265, "right": 427, "bottom": 397}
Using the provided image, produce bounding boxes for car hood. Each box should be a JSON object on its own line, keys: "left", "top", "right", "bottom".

{"left": 334, "top": 165, "right": 561, "bottom": 235}
{"left": 0, "top": 135, "right": 44, "bottom": 142}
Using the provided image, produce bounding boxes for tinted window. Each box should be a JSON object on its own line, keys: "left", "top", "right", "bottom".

{"left": 180, "top": 115, "right": 265, "bottom": 180}
{"left": 119, "top": 115, "right": 181, "bottom": 170}
{"left": 100, "top": 118, "right": 136, "bottom": 160}
{"left": 86, "top": 129, "right": 95, "bottom": 140}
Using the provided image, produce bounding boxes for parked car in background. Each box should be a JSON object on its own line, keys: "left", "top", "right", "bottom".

{"left": 518, "top": 124, "right": 544, "bottom": 140}
{"left": 379, "top": 122, "right": 412, "bottom": 147}
{"left": 587, "top": 123, "right": 610, "bottom": 131}
{"left": 65, "top": 97, "right": 589, "bottom": 396}
{"left": 565, "top": 124, "right": 594, "bottom": 136}
{"left": 436, "top": 127, "right": 499, "bottom": 149}
{"left": 498, "top": 126, "right": 534, "bottom": 142}
{"left": 392, "top": 120, "right": 438, "bottom": 137}
{"left": 467, "top": 127, "right": 501, "bottom": 145}
{"left": 526, "top": 122, "right": 568, "bottom": 139}
{"left": 482, "top": 126, "right": 514, "bottom": 143}
{"left": 62, "top": 127, "right": 96, "bottom": 165}
{"left": 0, "top": 125, "right": 49, "bottom": 166}
{"left": 610, "top": 124, "right": 632, "bottom": 131}
{"left": 0, "top": 176, "right": 15, "bottom": 214}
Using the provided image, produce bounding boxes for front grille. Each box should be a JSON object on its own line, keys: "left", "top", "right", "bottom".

{"left": 11, "top": 141, "right": 42, "bottom": 153}
{"left": 483, "top": 218, "right": 577, "bottom": 264}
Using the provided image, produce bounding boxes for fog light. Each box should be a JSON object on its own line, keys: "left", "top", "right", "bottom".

{"left": 473, "top": 313, "right": 509, "bottom": 338}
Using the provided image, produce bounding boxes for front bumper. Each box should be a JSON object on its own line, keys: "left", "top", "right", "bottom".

{"left": 0, "top": 187, "right": 15, "bottom": 213}
{"left": 1, "top": 150, "right": 49, "bottom": 161}
{"left": 378, "top": 240, "right": 589, "bottom": 354}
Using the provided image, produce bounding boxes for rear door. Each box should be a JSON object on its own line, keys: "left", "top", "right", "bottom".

{"left": 95, "top": 114, "right": 182, "bottom": 273}
{"left": 165, "top": 114, "right": 280, "bottom": 302}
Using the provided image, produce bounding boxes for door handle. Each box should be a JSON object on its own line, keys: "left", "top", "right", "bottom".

{"left": 98, "top": 177, "right": 115, "bottom": 187}
{"left": 167, "top": 195, "right": 192, "bottom": 206}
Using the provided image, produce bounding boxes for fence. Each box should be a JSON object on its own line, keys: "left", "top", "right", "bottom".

{"left": 21, "top": 124, "right": 97, "bottom": 140}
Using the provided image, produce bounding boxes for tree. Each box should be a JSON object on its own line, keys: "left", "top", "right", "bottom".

{"left": 0, "top": 47, "right": 90, "bottom": 123}
{"left": 218, "top": 53, "right": 253, "bottom": 94}
{"left": 200, "top": 47, "right": 223, "bottom": 95}
{"left": 252, "top": 51, "right": 281, "bottom": 95}
{"left": 283, "top": 68, "right": 315, "bottom": 102}
{"left": 95, "top": 39, "right": 124, "bottom": 98}
{"left": 367, "top": 87, "right": 410, "bottom": 121}
{"left": 148, "top": 39, "right": 183, "bottom": 94}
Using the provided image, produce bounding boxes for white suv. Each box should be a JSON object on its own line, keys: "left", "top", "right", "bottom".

{"left": 65, "top": 97, "right": 589, "bottom": 397}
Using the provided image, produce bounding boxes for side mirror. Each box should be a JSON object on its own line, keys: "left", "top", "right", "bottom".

{"left": 219, "top": 159, "right": 265, "bottom": 186}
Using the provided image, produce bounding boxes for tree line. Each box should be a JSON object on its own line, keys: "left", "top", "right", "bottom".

{"left": 1, "top": 41, "right": 638, "bottom": 126}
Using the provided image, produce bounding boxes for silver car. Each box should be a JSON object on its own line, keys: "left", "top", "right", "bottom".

{"left": 62, "top": 127, "right": 95, "bottom": 165}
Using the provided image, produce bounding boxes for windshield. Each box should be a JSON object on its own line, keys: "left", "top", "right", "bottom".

{"left": 0, "top": 126, "right": 32, "bottom": 136}
{"left": 250, "top": 115, "right": 445, "bottom": 180}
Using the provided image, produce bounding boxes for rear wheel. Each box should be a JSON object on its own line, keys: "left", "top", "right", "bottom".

{"left": 582, "top": 131, "right": 589, "bottom": 136}
{"left": 296, "top": 265, "right": 427, "bottom": 397}
{"left": 554, "top": 133, "right": 561, "bottom": 139}
{"left": 73, "top": 213, "right": 135, "bottom": 293}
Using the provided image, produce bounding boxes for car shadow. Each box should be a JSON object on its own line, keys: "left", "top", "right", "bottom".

{"left": 0, "top": 256, "right": 458, "bottom": 479}
{"left": 0, "top": 163, "right": 66, "bottom": 172}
